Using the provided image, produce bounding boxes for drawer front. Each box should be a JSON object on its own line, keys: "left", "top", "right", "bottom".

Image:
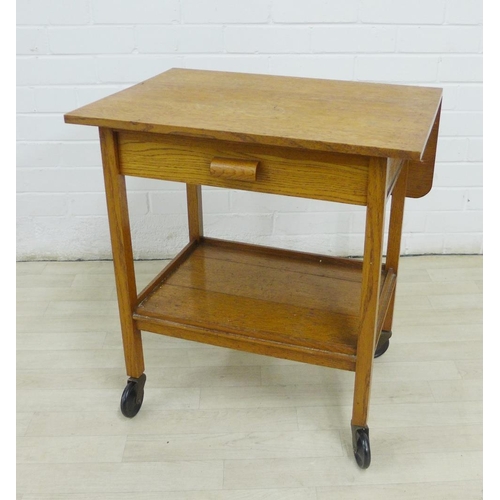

{"left": 117, "top": 131, "right": 369, "bottom": 205}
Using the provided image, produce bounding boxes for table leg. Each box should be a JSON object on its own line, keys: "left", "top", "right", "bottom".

{"left": 186, "top": 184, "right": 204, "bottom": 242}
{"left": 382, "top": 161, "right": 409, "bottom": 334}
{"left": 99, "top": 128, "right": 145, "bottom": 379}
{"left": 351, "top": 157, "right": 387, "bottom": 467}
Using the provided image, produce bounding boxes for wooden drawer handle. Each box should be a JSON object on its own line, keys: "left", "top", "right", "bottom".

{"left": 210, "top": 157, "right": 259, "bottom": 182}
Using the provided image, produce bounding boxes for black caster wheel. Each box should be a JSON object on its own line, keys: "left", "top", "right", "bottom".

{"left": 120, "top": 373, "right": 146, "bottom": 418}
{"left": 375, "top": 330, "right": 392, "bottom": 358}
{"left": 352, "top": 425, "right": 371, "bottom": 469}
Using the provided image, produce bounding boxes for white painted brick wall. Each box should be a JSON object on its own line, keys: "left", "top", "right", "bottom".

{"left": 311, "top": 26, "right": 397, "bottom": 53}
{"left": 16, "top": 0, "right": 483, "bottom": 260}
{"left": 182, "top": 0, "right": 270, "bottom": 24}
{"left": 226, "top": 27, "right": 311, "bottom": 54}
{"left": 48, "top": 27, "right": 136, "bottom": 55}
{"left": 271, "top": 0, "right": 357, "bottom": 23}
{"left": 92, "top": 0, "right": 179, "bottom": 25}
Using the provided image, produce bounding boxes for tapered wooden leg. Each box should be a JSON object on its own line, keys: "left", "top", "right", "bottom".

{"left": 352, "top": 157, "right": 387, "bottom": 429}
{"left": 382, "top": 161, "right": 409, "bottom": 333}
{"left": 99, "top": 127, "right": 144, "bottom": 378}
{"left": 186, "top": 184, "right": 204, "bottom": 242}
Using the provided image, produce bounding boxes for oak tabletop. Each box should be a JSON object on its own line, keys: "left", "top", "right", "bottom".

{"left": 64, "top": 68, "right": 442, "bottom": 160}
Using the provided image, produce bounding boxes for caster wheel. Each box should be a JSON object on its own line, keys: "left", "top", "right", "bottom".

{"left": 352, "top": 425, "right": 371, "bottom": 469}
{"left": 375, "top": 330, "right": 392, "bottom": 358}
{"left": 120, "top": 373, "right": 146, "bottom": 418}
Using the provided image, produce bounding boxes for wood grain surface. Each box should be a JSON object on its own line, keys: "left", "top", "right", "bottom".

{"left": 117, "top": 130, "right": 370, "bottom": 205}
{"left": 65, "top": 68, "right": 442, "bottom": 160}
{"left": 133, "top": 238, "right": 392, "bottom": 371}
{"left": 99, "top": 128, "right": 144, "bottom": 378}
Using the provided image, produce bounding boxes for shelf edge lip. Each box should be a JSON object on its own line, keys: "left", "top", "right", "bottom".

{"left": 134, "top": 313, "right": 357, "bottom": 371}
{"left": 201, "top": 236, "right": 364, "bottom": 273}
{"left": 135, "top": 239, "right": 199, "bottom": 306}
{"left": 134, "top": 309, "right": 358, "bottom": 355}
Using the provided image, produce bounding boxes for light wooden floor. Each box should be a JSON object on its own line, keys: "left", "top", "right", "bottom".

{"left": 16, "top": 255, "right": 483, "bottom": 499}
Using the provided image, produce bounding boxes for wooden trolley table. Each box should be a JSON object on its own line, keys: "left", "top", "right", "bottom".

{"left": 65, "top": 68, "right": 442, "bottom": 468}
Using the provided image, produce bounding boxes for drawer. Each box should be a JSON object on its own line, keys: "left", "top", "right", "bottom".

{"left": 116, "top": 131, "right": 370, "bottom": 205}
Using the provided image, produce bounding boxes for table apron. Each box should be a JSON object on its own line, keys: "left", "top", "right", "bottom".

{"left": 116, "top": 130, "right": 370, "bottom": 205}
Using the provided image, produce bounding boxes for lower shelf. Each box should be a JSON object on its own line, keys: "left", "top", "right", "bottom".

{"left": 134, "top": 238, "right": 394, "bottom": 371}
